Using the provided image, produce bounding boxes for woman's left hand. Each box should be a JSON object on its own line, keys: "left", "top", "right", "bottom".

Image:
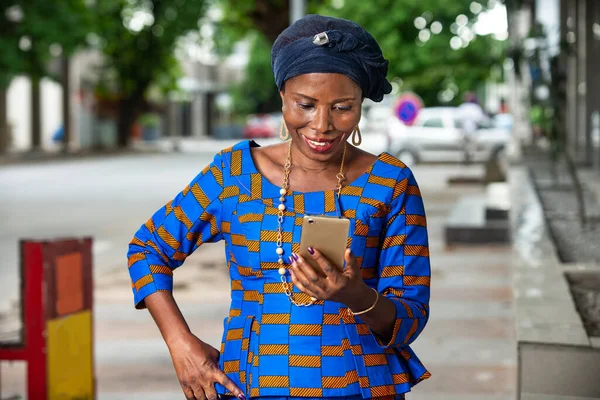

{"left": 289, "top": 248, "right": 372, "bottom": 307}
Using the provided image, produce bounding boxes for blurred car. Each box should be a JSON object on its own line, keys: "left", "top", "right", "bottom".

{"left": 357, "top": 98, "right": 395, "bottom": 155}
{"left": 386, "top": 106, "right": 510, "bottom": 166}
{"left": 243, "top": 113, "right": 282, "bottom": 139}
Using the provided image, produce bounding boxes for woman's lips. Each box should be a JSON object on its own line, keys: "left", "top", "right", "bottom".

{"left": 302, "top": 135, "right": 339, "bottom": 153}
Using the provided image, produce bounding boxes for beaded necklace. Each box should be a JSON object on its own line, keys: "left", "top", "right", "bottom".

{"left": 276, "top": 139, "right": 348, "bottom": 306}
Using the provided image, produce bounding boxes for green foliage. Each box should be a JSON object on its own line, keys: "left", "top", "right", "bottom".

{"left": 319, "top": 0, "right": 506, "bottom": 106}
{"left": 214, "top": 0, "right": 321, "bottom": 113}
{"left": 217, "top": 0, "right": 506, "bottom": 112}
{"left": 138, "top": 112, "right": 161, "bottom": 127}
{"left": 230, "top": 33, "right": 281, "bottom": 115}
{"left": 213, "top": 0, "right": 311, "bottom": 53}
{"left": 0, "top": 0, "right": 92, "bottom": 88}
{"left": 501, "top": 0, "right": 524, "bottom": 12}
{"left": 94, "top": 0, "right": 209, "bottom": 99}
{"left": 212, "top": 1, "right": 265, "bottom": 55}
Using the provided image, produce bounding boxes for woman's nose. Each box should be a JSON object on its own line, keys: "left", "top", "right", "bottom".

{"left": 310, "top": 107, "right": 332, "bottom": 134}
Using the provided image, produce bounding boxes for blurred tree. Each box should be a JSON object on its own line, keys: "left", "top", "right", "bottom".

{"left": 213, "top": 0, "right": 294, "bottom": 55}
{"left": 0, "top": 1, "right": 91, "bottom": 152}
{"left": 229, "top": 33, "right": 281, "bottom": 116}
{"left": 94, "top": 0, "right": 208, "bottom": 147}
{"left": 216, "top": 0, "right": 506, "bottom": 114}
{"left": 319, "top": 0, "right": 506, "bottom": 107}
{"left": 214, "top": 0, "right": 321, "bottom": 115}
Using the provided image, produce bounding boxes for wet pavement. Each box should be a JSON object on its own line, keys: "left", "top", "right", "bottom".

{"left": 408, "top": 167, "right": 516, "bottom": 400}
{"left": 0, "top": 150, "right": 516, "bottom": 399}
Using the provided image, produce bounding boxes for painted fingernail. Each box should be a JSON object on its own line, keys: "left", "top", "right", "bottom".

{"left": 292, "top": 253, "right": 299, "bottom": 261}
{"left": 288, "top": 255, "right": 294, "bottom": 264}
{"left": 238, "top": 395, "right": 246, "bottom": 400}
{"left": 307, "top": 247, "right": 315, "bottom": 255}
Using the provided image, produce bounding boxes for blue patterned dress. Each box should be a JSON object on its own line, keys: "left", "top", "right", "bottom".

{"left": 128, "top": 140, "right": 431, "bottom": 399}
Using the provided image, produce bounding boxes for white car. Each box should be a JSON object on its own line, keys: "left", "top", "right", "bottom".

{"left": 386, "top": 107, "right": 511, "bottom": 166}
{"left": 358, "top": 100, "right": 393, "bottom": 156}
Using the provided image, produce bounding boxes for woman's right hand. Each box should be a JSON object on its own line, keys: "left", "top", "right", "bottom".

{"left": 168, "top": 332, "right": 245, "bottom": 400}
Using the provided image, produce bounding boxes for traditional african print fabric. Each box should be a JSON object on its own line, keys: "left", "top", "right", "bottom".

{"left": 220, "top": 396, "right": 403, "bottom": 400}
{"left": 128, "top": 140, "right": 431, "bottom": 399}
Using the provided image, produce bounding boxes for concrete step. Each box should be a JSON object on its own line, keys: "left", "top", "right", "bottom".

{"left": 485, "top": 182, "right": 511, "bottom": 220}
{"left": 445, "top": 194, "right": 511, "bottom": 246}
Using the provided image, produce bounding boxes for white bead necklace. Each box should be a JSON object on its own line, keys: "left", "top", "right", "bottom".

{"left": 277, "top": 139, "right": 348, "bottom": 306}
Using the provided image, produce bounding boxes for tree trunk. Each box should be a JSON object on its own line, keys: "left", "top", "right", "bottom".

{"left": 251, "top": 0, "right": 290, "bottom": 43}
{"left": 61, "top": 56, "right": 72, "bottom": 153}
{"left": 116, "top": 96, "right": 138, "bottom": 148}
{"left": 116, "top": 81, "right": 150, "bottom": 148}
{"left": 31, "top": 77, "right": 42, "bottom": 151}
{"left": 0, "top": 88, "right": 8, "bottom": 153}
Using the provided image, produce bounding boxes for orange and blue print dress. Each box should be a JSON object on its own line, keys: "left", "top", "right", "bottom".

{"left": 128, "top": 140, "right": 431, "bottom": 399}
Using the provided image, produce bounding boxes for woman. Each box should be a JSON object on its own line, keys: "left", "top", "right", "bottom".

{"left": 128, "top": 14, "right": 430, "bottom": 400}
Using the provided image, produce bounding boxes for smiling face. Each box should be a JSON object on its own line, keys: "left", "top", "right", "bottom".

{"left": 280, "top": 73, "right": 362, "bottom": 164}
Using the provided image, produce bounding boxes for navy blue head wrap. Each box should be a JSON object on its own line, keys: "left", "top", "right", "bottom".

{"left": 271, "top": 14, "right": 392, "bottom": 102}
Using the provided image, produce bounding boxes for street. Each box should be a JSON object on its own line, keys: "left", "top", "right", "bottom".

{"left": 0, "top": 150, "right": 218, "bottom": 312}
{"left": 0, "top": 143, "right": 516, "bottom": 399}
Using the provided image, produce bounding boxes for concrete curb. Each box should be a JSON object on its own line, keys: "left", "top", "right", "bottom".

{"left": 509, "top": 166, "right": 600, "bottom": 399}
{"left": 0, "top": 138, "right": 279, "bottom": 167}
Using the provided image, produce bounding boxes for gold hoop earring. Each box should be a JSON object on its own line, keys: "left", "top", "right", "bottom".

{"left": 351, "top": 126, "right": 362, "bottom": 146}
{"left": 279, "top": 119, "right": 290, "bottom": 140}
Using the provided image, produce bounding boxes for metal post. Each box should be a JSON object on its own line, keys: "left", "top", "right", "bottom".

{"left": 31, "top": 78, "right": 41, "bottom": 151}
{"left": 584, "top": 0, "right": 597, "bottom": 166}
{"left": 589, "top": 0, "right": 600, "bottom": 169}
{"left": 566, "top": 0, "right": 578, "bottom": 155}
{"left": 61, "top": 56, "right": 72, "bottom": 153}
{"left": 576, "top": 0, "right": 589, "bottom": 164}
{"left": 557, "top": 0, "right": 568, "bottom": 151}
{"left": 0, "top": 88, "right": 8, "bottom": 153}
{"left": 289, "top": 0, "right": 305, "bottom": 24}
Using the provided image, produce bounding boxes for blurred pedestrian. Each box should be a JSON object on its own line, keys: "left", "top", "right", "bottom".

{"left": 457, "top": 91, "right": 486, "bottom": 164}
{"left": 498, "top": 97, "right": 509, "bottom": 114}
{"left": 127, "top": 14, "right": 431, "bottom": 400}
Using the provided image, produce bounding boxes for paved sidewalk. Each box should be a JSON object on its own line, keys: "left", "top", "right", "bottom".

{"left": 408, "top": 167, "right": 516, "bottom": 400}
{"left": 0, "top": 165, "right": 516, "bottom": 399}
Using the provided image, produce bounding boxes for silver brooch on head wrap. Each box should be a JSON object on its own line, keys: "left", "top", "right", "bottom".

{"left": 312, "top": 32, "right": 329, "bottom": 46}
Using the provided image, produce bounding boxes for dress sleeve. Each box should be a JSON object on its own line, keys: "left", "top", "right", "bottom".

{"left": 127, "top": 152, "right": 225, "bottom": 309}
{"left": 373, "top": 167, "right": 431, "bottom": 348}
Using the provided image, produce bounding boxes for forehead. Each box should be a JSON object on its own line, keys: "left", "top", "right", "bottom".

{"left": 285, "top": 73, "right": 362, "bottom": 99}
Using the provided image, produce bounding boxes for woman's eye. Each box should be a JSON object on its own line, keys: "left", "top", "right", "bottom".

{"left": 297, "top": 103, "right": 314, "bottom": 109}
{"left": 335, "top": 106, "right": 352, "bottom": 112}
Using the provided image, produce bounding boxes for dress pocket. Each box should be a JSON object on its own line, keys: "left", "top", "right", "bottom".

{"left": 352, "top": 204, "right": 387, "bottom": 273}
{"left": 216, "top": 314, "right": 255, "bottom": 397}
{"left": 232, "top": 202, "right": 265, "bottom": 271}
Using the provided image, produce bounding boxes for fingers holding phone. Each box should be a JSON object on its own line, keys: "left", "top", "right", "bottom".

{"left": 289, "top": 247, "right": 364, "bottom": 305}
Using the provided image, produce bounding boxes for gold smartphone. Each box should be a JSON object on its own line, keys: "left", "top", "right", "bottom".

{"left": 299, "top": 215, "right": 350, "bottom": 273}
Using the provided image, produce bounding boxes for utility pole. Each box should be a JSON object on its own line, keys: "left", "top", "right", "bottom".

{"left": 289, "top": 0, "right": 305, "bottom": 24}
{"left": 61, "top": 56, "right": 72, "bottom": 153}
